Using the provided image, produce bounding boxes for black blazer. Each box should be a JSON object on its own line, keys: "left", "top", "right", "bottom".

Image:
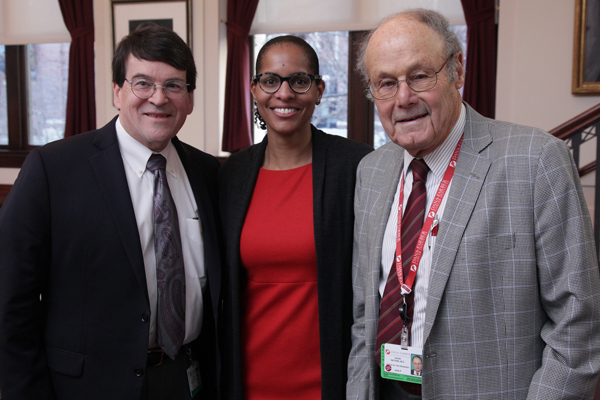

{"left": 0, "top": 117, "right": 221, "bottom": 400}
{"left": 218, "top": 126, "right": 372, "bottom": 400}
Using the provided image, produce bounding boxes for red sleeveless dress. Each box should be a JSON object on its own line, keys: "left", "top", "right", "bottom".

{"left": 240, "top": 164, "right": 321, "bottom": 400}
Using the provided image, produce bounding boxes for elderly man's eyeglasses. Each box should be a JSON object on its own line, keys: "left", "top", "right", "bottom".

{"left": 253, "top": 72, "right": 322, "bottom": 94}
{"left": 125, "top": 77, "right": 190, "bottom": 100}
{"left": 368, "top": 54, "right": 454, "bottom": 100}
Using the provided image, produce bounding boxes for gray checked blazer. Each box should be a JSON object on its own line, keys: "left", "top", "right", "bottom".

{"left": 347, "top": 103, "right": 600, "bottom": 399}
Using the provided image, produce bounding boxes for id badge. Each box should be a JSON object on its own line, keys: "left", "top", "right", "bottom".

{"left": 187, "top": 360, "right": 202, "bottom": 397}
{"left": 380, "top": 343, "right": 423, "bottom": 384}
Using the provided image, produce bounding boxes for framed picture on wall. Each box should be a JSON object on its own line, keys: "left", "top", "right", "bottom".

{"left": 112, "top": 0, "right": 192, "bottom": 51}
{"left": 573, "top": 0, "right": 600, "bottom": 94}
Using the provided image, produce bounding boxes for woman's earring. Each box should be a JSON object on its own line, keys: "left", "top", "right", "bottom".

{"left": 253, "top": 99, "right": 267, "bottom": 130}
{"left": 316, "top": 98, "right": 321, "bottom": 105}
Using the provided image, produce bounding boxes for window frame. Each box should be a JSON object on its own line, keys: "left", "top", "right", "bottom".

{"left": 347, "top": 30, "right": 374, "bottom": 146}
{"left": 1, "top": 45, "right": 34, "bottom": 168}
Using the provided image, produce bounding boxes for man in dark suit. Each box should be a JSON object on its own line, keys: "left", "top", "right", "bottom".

{"left": 0, "top": 25, "right": 220, "bottom": 400}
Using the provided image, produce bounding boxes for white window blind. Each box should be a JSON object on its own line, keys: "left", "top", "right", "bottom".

{"left": 250, "top": 0, "right": 465, "bottom": 34}
{"left": 0, "top": 0, "right": 70, "bottom": 45}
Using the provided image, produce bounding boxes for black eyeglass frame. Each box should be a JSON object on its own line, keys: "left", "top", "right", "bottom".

{"left": 368, "top": 54, "right": 455, "bottom": 100}
{"left": 124, "top": 78, "right": 191, "bottom": 100}
{"left": 253, "top": 72, "right": 323, "bottom": 94}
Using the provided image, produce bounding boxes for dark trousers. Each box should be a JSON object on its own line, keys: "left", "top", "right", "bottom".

{"left": 140, "top": 349, "right": 198, "bottom": 400}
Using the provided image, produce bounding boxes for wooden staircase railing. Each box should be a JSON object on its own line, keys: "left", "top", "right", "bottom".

{"left": 549, "top": 102, "right": 600, "bottom": 257}
{"left": 550, "top": 103, "right": 600, "bottom": 177}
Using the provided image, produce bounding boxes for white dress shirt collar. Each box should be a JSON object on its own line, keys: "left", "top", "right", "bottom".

{"left": 115, "top": 116, "right": 179, "bottom": 179}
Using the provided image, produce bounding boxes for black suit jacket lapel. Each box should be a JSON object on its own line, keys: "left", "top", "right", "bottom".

{"left": 232, "top": 137, "right": 267, "bottom": 245}
{"left": 311, "top": 126, "right": 327, "bottom": 242}
{"left": 89, "top": 117, "right": 148, "bottom": 302}
{"left": 311, "top": 127, "right": 329, "bottom": 286}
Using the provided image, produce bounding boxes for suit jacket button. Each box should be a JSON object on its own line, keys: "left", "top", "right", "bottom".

{"left": 134, "top": 368, "right": 144, "bottom": 377}
{"left": 141, "top": 313, "right": 149, "bottom": 323}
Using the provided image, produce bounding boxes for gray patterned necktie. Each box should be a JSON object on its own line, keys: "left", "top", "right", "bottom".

{"left": 147, "top": 154, "right": 185, "bottom": 360}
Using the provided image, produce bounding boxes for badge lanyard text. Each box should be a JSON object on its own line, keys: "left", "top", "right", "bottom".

{"left": 395, "top": 136, "right": 463, "bottom": 335}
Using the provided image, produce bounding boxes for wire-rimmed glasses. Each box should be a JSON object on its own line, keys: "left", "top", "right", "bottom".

{"left": 253, "top": 72, "right": 322, "bottom": 94}
{"left": 124, "top": 77, "right": 190, "bottom": 100}
{"left": 368, "top": 54, "right": 454, "bottom": 100}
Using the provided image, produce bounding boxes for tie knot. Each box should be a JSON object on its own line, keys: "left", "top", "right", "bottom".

{"left": 410, "top": 158, "right": 429, "bottom": 183}
{"left": 147, "top": 154, "right": 166, "bottom": 172}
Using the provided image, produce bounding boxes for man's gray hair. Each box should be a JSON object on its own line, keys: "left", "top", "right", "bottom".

{"left": 356, "top": 8, "right": 463, "bottom": 87}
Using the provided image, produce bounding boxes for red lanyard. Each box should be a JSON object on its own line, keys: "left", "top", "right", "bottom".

{"left": 396, "top": 135, "right": 463, "bottom": 294}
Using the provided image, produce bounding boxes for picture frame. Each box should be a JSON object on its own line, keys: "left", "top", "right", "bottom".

{"left": 112, "top": 0, "right": 192, "bottom": 51}
{"left": 573, "top": 0, "right": 600, "bottom": 94}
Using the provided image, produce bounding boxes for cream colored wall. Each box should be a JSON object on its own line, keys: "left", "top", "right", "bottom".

{"left": 496, "top": 0, "right": 600, "bottom": 129}
{"left": 0, "top": 169, "right": 19, "bottom": 184}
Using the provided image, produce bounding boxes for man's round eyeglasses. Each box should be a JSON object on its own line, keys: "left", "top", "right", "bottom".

{"left": 253, "top": 72, "right": 322, "bottom": 94}
{"left": 368, "top": 54, "right": 454, "bottom": 100}
{"left": 125, "top": 78, "right": 190, "bottom": 100}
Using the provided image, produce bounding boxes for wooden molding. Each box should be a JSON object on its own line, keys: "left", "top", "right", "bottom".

{"left": 347, "top": 31, "right": 374, "bottom": 146}
{"left": 0, "top": 150, "right": 28, "bottom": 168}
{"left": 0, "top": 184, "right": 13, "bottom": 207}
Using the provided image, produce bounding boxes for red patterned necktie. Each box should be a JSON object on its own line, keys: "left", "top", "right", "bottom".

{"left": 147, "top": 154, "right": 186, "bottom": 360}
{"left": 376, "top": 158, "right": 429, "bottom": 364}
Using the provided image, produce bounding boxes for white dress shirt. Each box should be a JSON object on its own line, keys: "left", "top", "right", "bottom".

{"left": 115, "top": 117, "right": 206, "bottom": 348}
{"left": 379, "top": 104, "right": 466, "bottom": 348}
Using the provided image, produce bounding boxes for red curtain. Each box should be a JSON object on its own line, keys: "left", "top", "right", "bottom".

{"left": 222, "top": 0, "right": 260, "bottom": 153}
{"left": 58, "top": 0, "right": 96, "bottom": 137}
{"left": 460, "top": 0, "right": 497, "bottom": 119}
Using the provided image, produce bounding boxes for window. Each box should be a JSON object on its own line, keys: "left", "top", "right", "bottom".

{"left": 373, "top": 105, "right": 391, "bottom": 149}
{"left": 28, "top": 43, "right": 69, "bottom": 146}
{"left": 0, "top": 42, "right": 69, "bottom": 167}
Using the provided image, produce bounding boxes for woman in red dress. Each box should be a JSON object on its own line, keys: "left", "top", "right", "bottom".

{"left": 218, "top": 36, "right": 372, "bottom": 400}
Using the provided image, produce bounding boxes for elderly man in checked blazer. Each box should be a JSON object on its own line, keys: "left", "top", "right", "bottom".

{"left": 347, "top": 8, "right": 600, "bottom": 400}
